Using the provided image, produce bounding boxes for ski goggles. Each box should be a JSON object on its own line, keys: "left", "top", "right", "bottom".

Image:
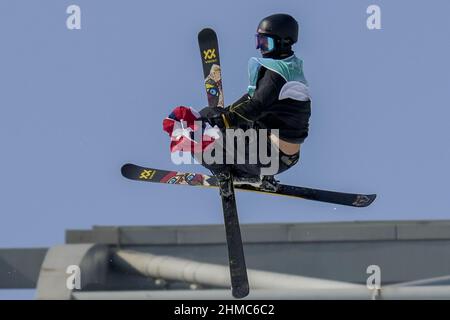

{"left": 255, "top": 34, "right": 275, "bottom": 53}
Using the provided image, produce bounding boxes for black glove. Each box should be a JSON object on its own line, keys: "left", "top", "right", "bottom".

{"left": 199, "top": 106, "right": 233, "bottom": 129}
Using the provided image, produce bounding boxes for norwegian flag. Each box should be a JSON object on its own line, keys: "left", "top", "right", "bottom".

{"left": 162, "top": 106, "right": 220, "bottom": 153}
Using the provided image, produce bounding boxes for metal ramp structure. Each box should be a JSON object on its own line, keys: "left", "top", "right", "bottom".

{"left": 2, "top": 220, "right": 450, "bottom": 299}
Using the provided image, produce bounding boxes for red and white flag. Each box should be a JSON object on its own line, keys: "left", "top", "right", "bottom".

{"left": 162, "top": 106, "right": 220, "bottom": 153}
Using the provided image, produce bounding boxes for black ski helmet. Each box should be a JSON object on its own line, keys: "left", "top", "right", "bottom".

{"left": 256, "top": 14, "right": 298, "bottom": 57}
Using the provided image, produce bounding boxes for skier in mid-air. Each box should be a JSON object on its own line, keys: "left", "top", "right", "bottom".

{"left": 123, "top": 12, "right": 374, "bottom": 301}
{"left": 198, "top": 13, "right": 311, "bottom": 183}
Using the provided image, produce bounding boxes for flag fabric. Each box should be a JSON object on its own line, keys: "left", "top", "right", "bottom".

{"left": 162, "top": 106, "right": 220, "bottom": 153}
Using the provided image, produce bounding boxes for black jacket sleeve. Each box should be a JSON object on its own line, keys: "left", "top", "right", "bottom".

{"left": 228, "top": 68, "right": 287, "bottom": 124}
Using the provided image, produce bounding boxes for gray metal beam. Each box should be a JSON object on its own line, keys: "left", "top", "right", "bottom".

{"left": 72, "top": 287, "right": 450, "bottom": 300}
{"left": 35, "top": 244, "right": 109, "bottom": 300}
{"left": 66, "top": 220, "right": 450, "bottom": 246}
{"left": 118, "top": 240, "right": 450, "bottom": 285}
{"left": 0, "top": 248, "right": 48, "bottom": 288}
{"left": 113, "top": 250, "right": 362, "bottom": 289}
{"left": 64, "top": 221, "right": 450, "bottom": 285}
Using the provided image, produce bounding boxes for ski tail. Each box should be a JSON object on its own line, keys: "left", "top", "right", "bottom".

{"left": 236, "top": 183, "right": 377, "bottom": 208}
{"left": 218, "top": 172, "right": 250, "bottom": 299}
{"left": 276, "top": 184, "right": 377, "bottom": 207}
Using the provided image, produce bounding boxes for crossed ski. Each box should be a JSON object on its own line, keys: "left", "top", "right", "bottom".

{"left": 121, "top": 163, "right": 376, "bottom": 208}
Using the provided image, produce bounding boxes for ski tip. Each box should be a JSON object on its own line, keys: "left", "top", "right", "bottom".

{"left": 198, "top": 27, "right": 215, "bottom": 34}
{"left": 232, "top": 284, "right": 250, "bottom": 299}
{"left": 120, "top": 163, "right": 135, "bottom": 178}
{"left": 198, "top": 27, "right": 217, "bottom": 39}
{"left": 352, "top": 194, "right": 377, "bottom": 207}
{"left": 121, "top": 163, "right": 129, "bottom": 172}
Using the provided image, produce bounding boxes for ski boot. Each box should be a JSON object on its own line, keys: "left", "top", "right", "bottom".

{"left": 232, "top": 174, "right": 280, "bottom": 192}
{"left": 259, "top": 175, "right": 280, "bottom": 192}
{"left": 215, "top": 170, "right": 235, "bottom": 198}
{"left": 232, "top": 175, "right": 262, "bottom": 188}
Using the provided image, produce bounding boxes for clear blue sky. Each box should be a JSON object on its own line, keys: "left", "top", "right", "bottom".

{"left": 1, "top": 0, "right": 450, "bottom": 253}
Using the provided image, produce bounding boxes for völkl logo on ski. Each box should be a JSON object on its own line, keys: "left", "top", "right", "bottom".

{"left": 203, "top": 49, "right": 217, "bottom": 62}
{"left": 139, "top": 169, "right": 155, "bottom": 180}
